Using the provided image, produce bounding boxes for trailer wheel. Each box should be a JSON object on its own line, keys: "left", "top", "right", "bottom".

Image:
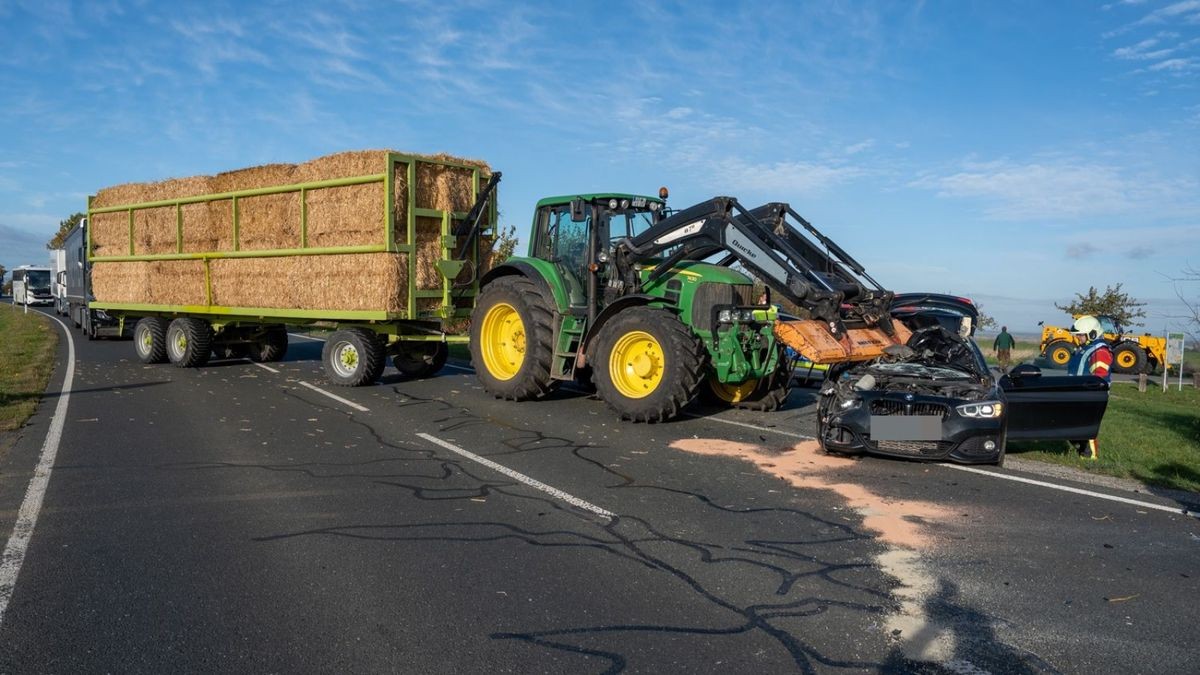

{"left": 134, "top": 317, "right": 169, "bottom": 364}
{"left": 593, "top": 306, "right": 706, "bottom": 422}
{"left": 1044, "top": 340, "right": 1075, "bottom": 367}
{"left": 166, "top": 318, "right": 212, "bottom": 368}
{"left": 469, "top": 276, "right": 556, "bottom": 400}
{"left": 322, "top": 328, "right": 385, "bottom": 386}
{"left": 393, "top": 342, "right": 448, "bottom": 379}
{"left": 249, "top": 325, "right": 289, "bottom": 363}
{"left": 1112, "top": 343, "right": 1147, "bottom": 374}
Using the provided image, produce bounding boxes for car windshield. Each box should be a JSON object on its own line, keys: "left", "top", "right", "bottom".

{"left": 26, "top": 270, "right": 50, "bottom": 289}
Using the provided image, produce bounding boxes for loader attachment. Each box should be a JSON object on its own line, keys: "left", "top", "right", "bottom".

{"left": 775, "top": 318, "right": 912, "bottom": 365}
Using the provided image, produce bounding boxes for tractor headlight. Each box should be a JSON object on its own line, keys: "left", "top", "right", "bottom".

{"left": 608, "top": 199, "right": 619, "bottom": 209}
{"left": 717, "top": 308, "right": 757, "bottom": 323}
{"left": 956, "top": 401, "right": 1004, "bottom": 418}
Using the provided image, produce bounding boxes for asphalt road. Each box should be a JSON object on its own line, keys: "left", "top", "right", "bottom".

{"left": 1, "top": 307, "right": 1197, "bottom": 673}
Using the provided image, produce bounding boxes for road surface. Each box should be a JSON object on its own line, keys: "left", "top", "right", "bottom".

{"left": 1, "top": 308, "right": 1197, "bottom": 673}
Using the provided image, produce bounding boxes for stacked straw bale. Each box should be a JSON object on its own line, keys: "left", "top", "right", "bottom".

{"left": 90, "top": 150, "right": 491, "bottom": 314}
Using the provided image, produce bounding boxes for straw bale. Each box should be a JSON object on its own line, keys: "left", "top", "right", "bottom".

{"left": 211, "top": 253, "right": 407, "bottom": 312}
{"left": 181, "top": 201, "right": 234, "bottom": 253}
{"left": 295, "top": 150, "right": 386, "bottom": 183}
{"left": 305, "top": 183, "right": 383, "bottom": 248}
{"left": 90, "top": 211, "right": 129, "bottom": 257}
{"left": 239, "top": 192, "right": 301, "bottom": 251}
{"left": 415, "top": 216, "right": 444, "bottom": 289}
{"left": 93, "top": 175, "right": 211, "bottom": 209}
{"left": 209, "top": 163, "right": 296, "bottom": 194}
{"left": 92, "top": 260, "right": 207, "bottom": 305}
{"left": 415, "top": 161, "right": 476, "bottom": 213}
{"left": 133, "top": 206, "right": 178, "bottom": 255}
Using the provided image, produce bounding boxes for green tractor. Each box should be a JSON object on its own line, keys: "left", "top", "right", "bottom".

{"left": 470, "top": 193, "right": 897, "bottom": 422}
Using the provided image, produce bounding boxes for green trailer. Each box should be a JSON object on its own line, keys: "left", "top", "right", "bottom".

{"left": 88, "top": 152, "right": 499, "bottom": 384}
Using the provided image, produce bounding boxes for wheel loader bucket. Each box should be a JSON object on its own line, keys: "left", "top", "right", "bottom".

{"left": 774, "top": 319, "right": 912, "bottom": 365}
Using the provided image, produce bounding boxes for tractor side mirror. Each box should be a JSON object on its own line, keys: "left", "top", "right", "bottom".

{"left": 569, "top": 199, "right": 588, "bottom": 222}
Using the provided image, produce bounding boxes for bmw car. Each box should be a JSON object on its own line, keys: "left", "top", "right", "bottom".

{"left": 816, "top": 294, "right": 1109, "bottom": 465}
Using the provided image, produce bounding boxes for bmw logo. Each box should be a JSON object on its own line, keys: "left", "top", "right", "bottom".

{"left": 904, "top": 393, "right": 914, "bottom": 401}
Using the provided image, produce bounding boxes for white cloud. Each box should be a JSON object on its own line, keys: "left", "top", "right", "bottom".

{"left": 711, "top": 159, "right": 863, "bottom": 195}
{"left": 1148, "top": 57, "right": 1199, "bottom": 70}
{"left": 911, "top": 159, "right": 1196, "bottom": 220}
{"left": 843, "top": 139, "right": 876, "bottom": 155}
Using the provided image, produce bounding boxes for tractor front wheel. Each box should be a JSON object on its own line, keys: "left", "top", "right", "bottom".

{"left": 1044, "top": 340, "right": 1075, "bottom": 368}
{"left": 1112, "top": 343, "right": 1147, "bottom": 374}
{"left": 593, "top": 307, "right": 706, "bottom": 422}
{"left": 469, "top": 276, "right": 556, "bottom": 400}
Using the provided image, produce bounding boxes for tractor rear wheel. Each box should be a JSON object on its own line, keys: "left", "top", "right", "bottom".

{"left": 469, "top": 276, "right": 556, "bottom": 400}
{"left": 322, "top": 328, "right": 385, "bottom": 386}
{"left": 134, "top": 317, "right": 169, "bottom": 364}
{"left": 705, "top": 348, "right": 793, "bottom": 412}
{"left": 593, "top": 306, "right": 706, "bottom": 422}
{"left": 393, "top": 342, "right": 449, "bottom": 379}
{"left": 1044, "top": 340, "right": 1075, "bottom": 368}
{"left": 1112, "top": 343, "right": 1147, "bottom": 374}
{"left": 166, "top": 318, "right": 212, "bottom": 368}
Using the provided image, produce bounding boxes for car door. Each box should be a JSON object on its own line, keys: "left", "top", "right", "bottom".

{"left": 1000, "top": 370, "right": 1109, "bottom": 440}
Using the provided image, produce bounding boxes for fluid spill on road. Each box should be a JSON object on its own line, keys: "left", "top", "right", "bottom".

{"left": 670, "top": 438, "right": 956, "bottom": 662}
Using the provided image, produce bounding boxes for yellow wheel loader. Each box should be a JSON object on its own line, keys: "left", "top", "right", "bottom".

{"left": 1038, "top": 315, "right": 1168, "bottom": 374}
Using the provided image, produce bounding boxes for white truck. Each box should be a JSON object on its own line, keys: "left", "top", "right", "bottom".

{"left": 50, "top": 248, "right": 67, "bottom": 315}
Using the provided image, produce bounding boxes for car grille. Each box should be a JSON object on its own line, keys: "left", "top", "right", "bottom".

{"left": 870, "top": 399, "right": 949, "bottom": 419}
{"left": 872, "top": 440, "right": 954, "bottom": 456}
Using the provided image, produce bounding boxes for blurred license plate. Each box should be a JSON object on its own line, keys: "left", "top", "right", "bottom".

{"left": 871, "top": 416, "right": 942, "bottom": 441}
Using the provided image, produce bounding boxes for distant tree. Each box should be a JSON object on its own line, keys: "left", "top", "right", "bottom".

{"left": 1055, "top": 283, "right": 1147, "bottom": 328}
{"left": 975, "top": 302, "right": 997, "bottom": 331}
{"left": 47, "top": 212, "right": 85, "bottom": 250}
{"left": 492, "top": 223, "right": 519, "bottom": 264}
{"left": 0, "top": 264, "right": 6, "bottom": 283}
{"left": 1171, "top": 265, "right": 1199, "bottom": 343}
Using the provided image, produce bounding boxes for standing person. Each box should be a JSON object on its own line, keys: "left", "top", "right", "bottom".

{"left": 1066, "top": 315, "right": 1113, "bottom": 460}
{"left": 993, "top": 326, "right": 1016, "bottom": 372}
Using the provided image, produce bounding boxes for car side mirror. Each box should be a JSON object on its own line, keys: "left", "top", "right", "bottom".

{"left": 1010, "top": 363, "right": 1041, "bottom": 380}
{"left": 569, "top": 199, "right": 588, "bottom": 222}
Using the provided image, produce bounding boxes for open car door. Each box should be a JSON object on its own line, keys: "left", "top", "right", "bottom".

{"left": 1000, "top": 366, "right": 1109, "bottom": 441}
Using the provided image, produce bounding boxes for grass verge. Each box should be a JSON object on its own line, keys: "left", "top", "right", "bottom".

{"left": 0, "top": 306, "right": 60, "bottom": 431}
{"left": 1008, "top": 384, "right": 1200, "bottom": 493}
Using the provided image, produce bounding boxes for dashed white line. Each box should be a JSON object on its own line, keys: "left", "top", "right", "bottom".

{"left": 298, "top": 381, "right": 370, "bottom": 412}
{"left": 416, "top": 432, "right": 615, "bottom": 518}
{"left": 0, "top": 313, "right": 75, "bottom": 626}
{"left": 943, "top": 464, "right": 1200, "bottom": 519}
{"left": 443, "top": 363, "right": 473, "bottom": 373}
{"left": 249, "top": 361, "right": 279, "bottom": 374}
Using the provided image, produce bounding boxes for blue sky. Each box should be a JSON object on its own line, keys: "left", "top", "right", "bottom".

{"left": 1, "top": 0, "right": 1197, "bottom": 333}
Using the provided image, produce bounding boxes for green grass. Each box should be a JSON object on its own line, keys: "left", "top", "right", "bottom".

{"left": 1008, "top": 384, "right": 1200, "bottom": 493}
{"left": 0, "top": 305, "right": 59, "bottom": 431}
{"left": 974, "top": 338, "right": 1042, "bottom": 367}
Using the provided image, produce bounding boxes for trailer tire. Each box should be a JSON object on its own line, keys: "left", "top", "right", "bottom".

{"left": 393, "top": 342, "right": 448, "bottom": 379}
{"left": 469, "top": 276, "right": 557, "bottom": 400}
{"left": 1112, "top": 343, "right": 1147, "bottom": 374}
{"left": 593, "top": 306, "right": 706, "bottom": 422}
{"left": 134, "top": 317, "right": 169, "bottom": 364}
{"left": 1044, "top": 340, "right": 1075, "bottom": 368}
{"left": 249, "top": 325, "right": 289, "bottom": 363}
{"left": 166, "top": 318, "right": 212, "bottom": 368}
{"left": 322, "top": 328, "right": 385, "bottom": 386}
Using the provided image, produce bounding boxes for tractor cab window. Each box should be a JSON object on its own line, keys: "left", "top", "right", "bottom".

{"left": 608, "top": 209, "right": 657, "bottom": 242}
{"left": 1096, "top": 316, "right": 1118, "bottom": 334}
{"left": 536, "top": 204, "right": 591, "bottom": 304}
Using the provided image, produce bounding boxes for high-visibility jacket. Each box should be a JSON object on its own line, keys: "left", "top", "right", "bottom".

{"left": 1067, "top": 339, "right": 1113, "bottom": 382}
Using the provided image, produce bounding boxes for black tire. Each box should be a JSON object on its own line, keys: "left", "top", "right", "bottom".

{"left": 1043, "top": 340, "right": 1075, "bottom": 368}
{"left": 166, "top": 318, "right": 212, "bottom": 368}
{"left": 1112, "top": 343, "right": 1147, "bottom": 374}
{"left": 248, "top": 325, "right": 289, "bottom": 363}
{"left": 134, "top": 317, "right": 169, "bottom": 364}
{"left": 213, "top": 344, "right": 249, "bottom": 360}
{"left": 592, "top": 306, "right": 706, "bottom": 422}
{"left": 393, "top": 342, "right": 449, "bottom": 379}
{"left": 322, "top": 327, "right": 385, "bottom": 386}
{"left": 469, "top": 276, "right": 557, "bottom": 400}
{"left": 84, "top": 312, "right": 97, "bottom": 341}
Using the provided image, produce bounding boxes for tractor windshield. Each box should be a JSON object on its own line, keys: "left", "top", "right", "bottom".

{"left": 608, "top": 209, "right": 657, "bottom": 241}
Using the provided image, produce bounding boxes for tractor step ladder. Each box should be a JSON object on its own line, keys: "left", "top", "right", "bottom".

{"left": 551, "top": 315, "right": 586, "bottom": 380}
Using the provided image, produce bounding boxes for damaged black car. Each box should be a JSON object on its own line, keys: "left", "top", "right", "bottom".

{"left": 817, "top": 294, "right": 1109, "bottom": 465}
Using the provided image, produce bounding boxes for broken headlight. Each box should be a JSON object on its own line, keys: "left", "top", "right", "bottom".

{"left": 956, "top": 401, "right": 1003, "bottom": 418}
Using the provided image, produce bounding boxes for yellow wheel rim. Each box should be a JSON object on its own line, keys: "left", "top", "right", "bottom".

{"left": 1050, "top": 347, "right": 1071, "bottom": 365}
{"left": 1116, "top": 351, "right": 1136, "bottom": 368}
{"left": 480, "top": 302, "right": 525, "bottom": 381}
{"left": 609, "top": 330, "right": 665, "bottom": 399}
{"left": 709, "top": 377, "right": 759, "bottom": 403}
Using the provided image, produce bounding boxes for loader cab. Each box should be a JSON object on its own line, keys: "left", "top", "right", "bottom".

{"left": 531, "top": 193, "right": 664, "bottom": 308}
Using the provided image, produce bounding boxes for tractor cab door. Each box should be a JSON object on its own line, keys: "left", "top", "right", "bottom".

{"left": 533, "top": 203, "right": 592, "bottom": 309}
{"left": 1000, "top": 365, "right": 1109, "bottom": 441}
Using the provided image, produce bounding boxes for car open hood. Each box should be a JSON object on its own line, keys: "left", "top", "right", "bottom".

{"left": 891, "top": 293, "right": 980, "bottom": 337}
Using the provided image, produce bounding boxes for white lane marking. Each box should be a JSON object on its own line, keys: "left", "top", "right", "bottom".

{"left": 0, "top": 313, "right": 75, "bottom": 625}
{"left": 287, "top": 332, "right": 325, "bottom": 342}
{"left": 680, "top": 411, "right": 814, "bottom": 440}
{"left": 443, "top": 363, "right": 473, "bottom": 373}
{"left": 298, "top": 381, "right": 370, "bottom": 412}
{"left": 416, "top": 433, "right": 615, "bottom": 518}
{"left": 246, "top": 360, "right": 279, "bottom": 374}
{"left": 943, "top": 464, "right": 1200, "bottom": 519}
